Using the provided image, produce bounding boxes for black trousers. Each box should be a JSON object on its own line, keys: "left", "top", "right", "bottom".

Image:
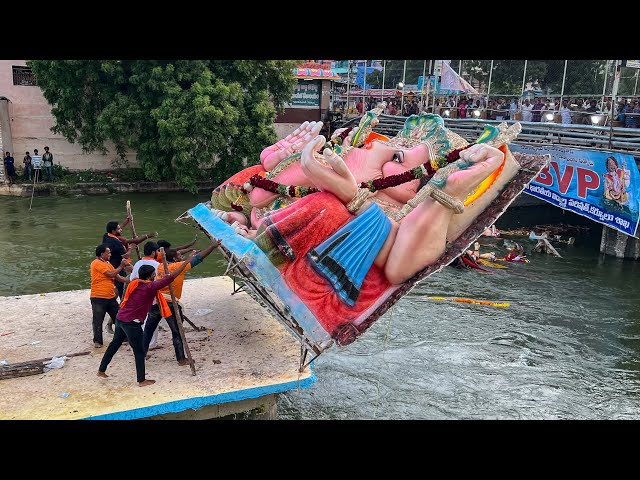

{"left": 143, "top": 303, "right": 186, "bottom": 361}
{"left": 99, "top": 319, "right": 146, "bottom": 383}
{"left": 90, "top": 297, "right": 119, "bottom": 345}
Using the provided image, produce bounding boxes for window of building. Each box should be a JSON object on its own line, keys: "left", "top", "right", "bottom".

{"left": 12, "top": 66, "right": 38, "bottom": 86}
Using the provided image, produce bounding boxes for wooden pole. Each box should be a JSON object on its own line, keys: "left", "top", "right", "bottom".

{"left": 29, "top": 168, "right": 38, "bottom": 210}
{"left": 126, "top": 200, "right": 142, "bottom": 261}
{"left": 0, "top": 363, "right": 44, "bottom": 379}
{"left": 0, "top": 350, "right": 90, "bottom": 381}
{"left": 181, "top": 312, "right": 205, "bottom": 332}
{"left": 158, "top": 247, "right": 196, "bottom": 376}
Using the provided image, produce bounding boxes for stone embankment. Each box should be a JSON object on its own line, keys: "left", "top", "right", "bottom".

{"left": 0, "top": 180, "right": 218, "bottom": 197}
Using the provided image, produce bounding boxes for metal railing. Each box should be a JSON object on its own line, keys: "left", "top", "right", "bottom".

{"left": 338, "top": 114, "right": 640, "bottom": 162}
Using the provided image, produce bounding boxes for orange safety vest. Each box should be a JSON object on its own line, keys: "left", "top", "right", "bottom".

{"left": 120, "top": 278, "right": 172, "bottom": 318}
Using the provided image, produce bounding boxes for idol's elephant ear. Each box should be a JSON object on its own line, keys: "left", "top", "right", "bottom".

{"left": 476, "top": 122, "right": 522, "bottom": 147}
{"left": 211, "top": 183, "right": 252, "bottom": 223}
{"left": 211, "top": 164, "right": 265, "bottom": 215}
{"left": 218, "top": 164, "right": 265, "bottom": 189}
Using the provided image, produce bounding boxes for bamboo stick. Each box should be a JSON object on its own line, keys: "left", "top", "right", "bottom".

{"left": 126, "top": 200, "right": 142, "bottom": 261}
{"left": 158, "top": 247, "right": 196, "bottom": 376}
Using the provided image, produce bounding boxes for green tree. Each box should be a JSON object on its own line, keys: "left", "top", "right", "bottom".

{"left": 365, "top": 60, "right": 427, "bottom": 89}
{"left": 463, "top": 60, "right": 607, "bottom": 97}
{"left": 28, "top": 60, "right": 298, "bottom": 193}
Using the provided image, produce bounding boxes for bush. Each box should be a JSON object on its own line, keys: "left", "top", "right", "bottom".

{"left": 53, "top": 164, "right": 72, "bottom": 178}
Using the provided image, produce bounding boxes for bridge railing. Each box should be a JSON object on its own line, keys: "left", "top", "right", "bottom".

{"left": 337, "top": 114, "right": 640, "bottom": 163}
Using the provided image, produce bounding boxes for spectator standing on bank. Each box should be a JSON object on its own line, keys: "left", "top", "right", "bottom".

{"left": 42, "top": 146, "right": 54, "bottom": 182}
{"left": 4, "top": 152, "right": 16, "bottom": 184}
{"left": 31, "top": 149, "right": 42, "bottom": 182}
{"left": 23, "top": 152, "right": 32, "bottom": 181}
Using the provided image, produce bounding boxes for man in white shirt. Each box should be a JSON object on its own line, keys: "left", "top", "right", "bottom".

{"left": 31, "top": 149, "right": 43, "bottom": 182}
{"left": 128, "top": 241, "right": 164, "bottom": 349}
{"left": 521, "top": 99, "right": 534, "bottom": 122}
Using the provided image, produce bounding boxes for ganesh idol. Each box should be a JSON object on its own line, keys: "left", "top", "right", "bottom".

{"left": 191, "top": 104, "right": 549, "bottom": 349}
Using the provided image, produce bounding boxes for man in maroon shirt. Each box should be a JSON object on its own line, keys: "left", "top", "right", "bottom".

{"left": 97, "top": 250, "right": 196, "bottom": 387}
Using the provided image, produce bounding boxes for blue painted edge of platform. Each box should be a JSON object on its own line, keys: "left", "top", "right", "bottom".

{"left": 83, "top": 366, "right": 317, "bottom": 420}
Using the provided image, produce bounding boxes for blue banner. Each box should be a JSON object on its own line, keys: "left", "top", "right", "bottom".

{"left": 510, "top": 144, "right": 640, "bottom": 237}
{"left": 355, "top": 65, "right": 375, "bottom": 89}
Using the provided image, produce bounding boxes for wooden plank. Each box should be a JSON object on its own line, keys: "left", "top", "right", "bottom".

{"left": 0, "top": 363, "right": 44, "bottom": 380}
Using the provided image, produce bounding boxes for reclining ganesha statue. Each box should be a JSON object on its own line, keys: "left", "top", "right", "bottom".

{"left": 184, "top": 104, "right": 549, "bottom": 356}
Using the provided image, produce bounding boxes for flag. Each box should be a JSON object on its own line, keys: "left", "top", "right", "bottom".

{"left": 439, "top": 61, "right": 479, "bottom": 95}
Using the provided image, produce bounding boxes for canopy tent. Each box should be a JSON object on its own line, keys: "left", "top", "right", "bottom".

{"left": 293, "top": 66, "right": 341, "bottom": 80}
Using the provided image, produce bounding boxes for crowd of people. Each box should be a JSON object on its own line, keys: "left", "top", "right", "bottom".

{"left": 337, "top": 96, "right": 640, "bottom": 127}
{"left": 2, "top": 146, "right": 54, "bottom": 184}
{"left": 90, "top": 216, "right": 221, "bottom": 387}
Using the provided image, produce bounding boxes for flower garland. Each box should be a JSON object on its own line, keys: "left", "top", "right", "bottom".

{"left": 247, "top": 142, "right": 474, "bottom": 197}
{"left": 359, "top": 144, "right": 474, "bottom": 192}
{"left": 248, "top": 174, "right": 319, "bottom": 198}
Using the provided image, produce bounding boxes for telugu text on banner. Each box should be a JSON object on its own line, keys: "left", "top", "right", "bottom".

{"left": 511, "top": 144, "right": 640, "bottom": 237}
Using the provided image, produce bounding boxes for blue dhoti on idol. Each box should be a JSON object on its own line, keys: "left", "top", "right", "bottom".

{"left": 307, "top": 203, "right": 391, "bottom": 307}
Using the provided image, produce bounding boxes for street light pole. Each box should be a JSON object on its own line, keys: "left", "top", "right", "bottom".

{"left": 609, "top": 60, "right": 622, "bottom": 149}
{"left": 400, "top": 60, "right": 407, "bottom": 115}
{"left": 346, "top": 60, "right": 351, "bottom": 116}
{"left": 601, "top": 60, "right": 610, "bottom": 111}
{"left": 559, "top": 60, "right": 568, "bottom": 106}
{"left": 426, "top": 60, "right": 432, "bottom": 112}
{"left": 487, "top": 60, "right": 494, "bottom": 106}
{"left": 520, "top": 60, "right": 528, "bottom": 109}
{"left": 362, "top": 60, "right": 366, "bottom": 113}
{"left": 381, "top": 60, "right": 386, "bottom": 103}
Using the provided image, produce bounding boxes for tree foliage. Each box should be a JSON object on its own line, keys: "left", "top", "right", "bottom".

{"left": 28, "top": 60, "right": 298, "bottom": 192}
{"left": 365, "top": 60, "right": 609, "bottom": 97}
{"left": 464, "top": 60, "right": 609, "bottom": 96}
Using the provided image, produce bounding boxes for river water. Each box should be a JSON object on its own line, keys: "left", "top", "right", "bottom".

{"left": 2, "top": 192, "right": 639, "bottom": 419}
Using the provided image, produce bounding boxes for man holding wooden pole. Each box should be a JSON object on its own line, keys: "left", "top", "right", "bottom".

{"left": 143, "top": 237, "right": 221, "bottom": 367}
{"left": 97, "top": 250, "right": 196, "bottom": 387}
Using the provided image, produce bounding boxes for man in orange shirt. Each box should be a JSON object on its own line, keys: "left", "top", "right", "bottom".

{"left": 143, "top": 237, "right": 220, "bottom": 365}
{"left": 90, "top": 244, "right": 130, "bottom": 348}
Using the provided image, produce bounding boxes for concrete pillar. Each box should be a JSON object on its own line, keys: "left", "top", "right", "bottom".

{"left": 600, "top": 225, "right": 640, "bottom": 260}
{"left": 0, "top": 98, "right": 13, "bottom": 184}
